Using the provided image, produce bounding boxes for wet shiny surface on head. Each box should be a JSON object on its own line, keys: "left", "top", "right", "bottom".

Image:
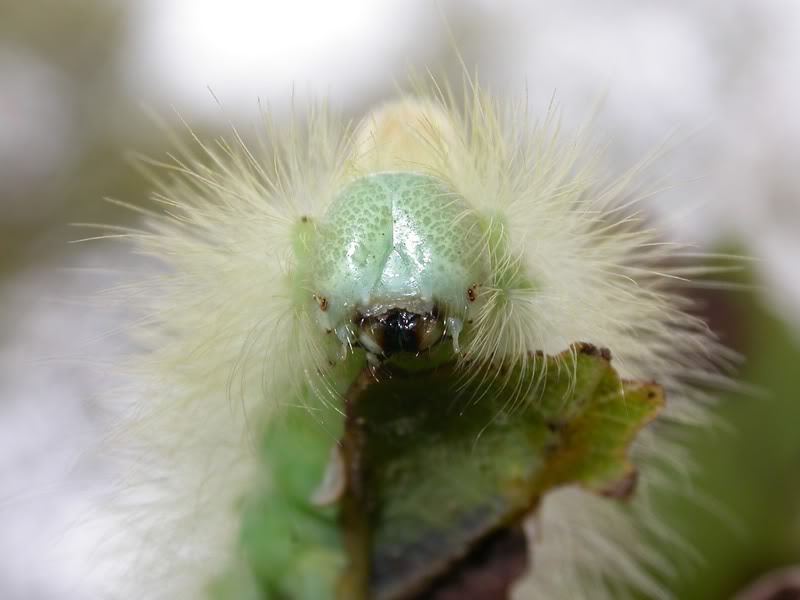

{"left": 311, "top": 172, "right": 489, "bottom": 358}
{"left": 357, "top": 308, "right": 445, "bottom": 357}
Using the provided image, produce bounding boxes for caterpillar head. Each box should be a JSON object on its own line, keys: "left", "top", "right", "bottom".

{"left": 309, "top": 172, "right": 489, "bottom": 363}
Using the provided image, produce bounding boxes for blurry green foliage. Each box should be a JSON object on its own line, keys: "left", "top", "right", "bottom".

{"left": 650, "top": 268, "right": 800, "bottom": 599}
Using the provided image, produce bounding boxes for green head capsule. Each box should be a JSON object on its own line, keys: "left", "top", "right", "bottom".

{"left": 310, "top": 172, "right": 488, "bottom": 360}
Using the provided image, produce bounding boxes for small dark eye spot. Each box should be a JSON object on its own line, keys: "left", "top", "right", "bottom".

{"left": 313, "top": 294, "right": 328, "bottom": 311}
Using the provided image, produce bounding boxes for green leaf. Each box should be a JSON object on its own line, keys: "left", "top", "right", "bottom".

{"left": 215, "top": 344, "right": 662, "bottom": 600}
{"left": 339, "top": 344, "right": 663, "bottom": 600}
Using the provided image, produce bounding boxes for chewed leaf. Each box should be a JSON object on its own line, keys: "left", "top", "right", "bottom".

{"left": 339, "top": 344, "right": 664, "bottom": 600}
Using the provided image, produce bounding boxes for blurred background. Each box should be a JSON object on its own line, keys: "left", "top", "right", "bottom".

{"left": 0, "top": 1, "right": 798, "bottom": 598}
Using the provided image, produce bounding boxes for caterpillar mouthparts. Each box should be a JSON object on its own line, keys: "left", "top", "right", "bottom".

{"left": 357, "top": 308, "right": 446, "bottom": 356}
{"left": 309, "top": 171, "right": 483, "bottom": 363}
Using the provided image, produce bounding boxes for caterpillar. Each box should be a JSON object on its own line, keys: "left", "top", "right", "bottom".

{"left": 74, "top": 73, "right": 731, "bottom": 599}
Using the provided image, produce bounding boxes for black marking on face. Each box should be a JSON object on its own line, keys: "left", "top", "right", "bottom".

{"left": 467, "top": 282, "right": 480, "bottom": 303}
{"left": 379, "top": 309, "right": 420, "bottom": 355}
{"left": 357, "top": 308, "right": 445, "bottom": 357}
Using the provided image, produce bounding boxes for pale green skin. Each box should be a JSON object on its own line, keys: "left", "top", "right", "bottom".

{"left": 309, "top": 173, "right": 490, "bottom": 343}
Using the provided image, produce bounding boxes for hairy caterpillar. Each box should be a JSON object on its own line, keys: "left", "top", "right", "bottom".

{"left": 76, "top": 74, "right": 731, "bottom": 600}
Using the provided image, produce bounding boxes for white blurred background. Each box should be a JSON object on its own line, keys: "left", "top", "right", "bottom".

{"left": 1, "top": 1, "right": 799, "bottom": 598}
